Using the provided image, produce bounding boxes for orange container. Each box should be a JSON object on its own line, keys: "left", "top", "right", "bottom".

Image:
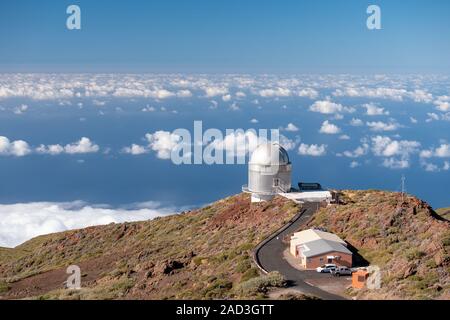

{"left": 352, "top": 270, "right": 369, "bottom": 289}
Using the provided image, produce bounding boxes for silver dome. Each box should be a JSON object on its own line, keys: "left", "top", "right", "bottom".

{"left": 249, "top": 142, "right": 290, "bottom": 166}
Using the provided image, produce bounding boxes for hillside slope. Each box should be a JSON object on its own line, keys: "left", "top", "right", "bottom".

{"left": 0, "top": 194, "right": 299, "bottom": 300}
{"left": 1, "top": 190, "right": 449, "bottom": 300}
{"left": 437, "top": 207, "right": 450, "bottom": 220}
{"left": 306, "top": 190, "right": 450, "bottom": 300}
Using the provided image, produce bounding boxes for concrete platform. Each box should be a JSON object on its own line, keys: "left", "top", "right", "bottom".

{"left": 279, "top": 191, "right": 332, "bottom": 203}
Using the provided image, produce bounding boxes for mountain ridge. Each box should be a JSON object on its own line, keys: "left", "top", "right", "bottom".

{"left": 0, "top": 190, "right": 449, "bottom": 300}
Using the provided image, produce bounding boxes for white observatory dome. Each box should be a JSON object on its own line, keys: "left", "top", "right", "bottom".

{"left": 249, "top": 143, "right": 290, "bottom": 166}
{"left": 244, "top": 142, "right": 292, "bottom": 203}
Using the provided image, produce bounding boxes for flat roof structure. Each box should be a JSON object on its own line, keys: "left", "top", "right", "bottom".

{"left": 291, "top": 229, "right": 347, "bottom": 246}
{"left": 297, "top": 239, "right": 352, "bottom": 258}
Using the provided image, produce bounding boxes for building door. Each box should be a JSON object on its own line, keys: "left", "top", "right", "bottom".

{"left": 327, "top": 258, "right": 333, "bottom": 264}
{"left": 273, "top": 178, "right": 280, "bottom": 187}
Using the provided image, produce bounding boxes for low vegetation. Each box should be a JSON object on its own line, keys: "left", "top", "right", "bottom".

{"left": 0, "top": 194, "right": 299, "bottom": 300}
{"left": 307, "top": 190, "right": 450, "bottom": 300}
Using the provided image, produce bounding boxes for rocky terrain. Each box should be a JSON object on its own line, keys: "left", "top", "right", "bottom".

{"left": 0, "top": 190, "right": 449, "bottom": 300}
{"left": 437, "top": 207, "right": 450, "bottom": 221}
{"left": 0, "top": 194, "right": 299, "bottom": 300}
{"left": 306, "top": 190, "right": 450, "bottom": 300}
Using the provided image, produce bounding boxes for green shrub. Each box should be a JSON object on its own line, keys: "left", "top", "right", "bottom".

{"left": 236, "top": 243, "right": 254, "bottom": 252}
{"left": 405, "top": 249, "right": 426, "bottom": 261}
{"left": 235, "top": 271, "right": 286, "bottom": 296}
{"left": 236, "top": 260, "right": 251, "bottom": 273}
{"left": 202, "top": 278, "right": 233, "bottom": 299}
{"left": 441, "top": 232, "right": 450, "bottom": 247}
{"left": 193, "top": 256, "right": 207, "bottom": 266}
{"left": 0, "top": 281, "right": 10, "bottom": 294}
{"left": 240, "top": 268, "right": 259, "bottom": 283}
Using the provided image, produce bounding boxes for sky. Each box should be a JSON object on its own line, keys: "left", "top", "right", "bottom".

{"left": 1, "top": 0, "right": 450, "bottom": 73}
{"left": 0, "top": 1, "right": 449, "bottom": 247}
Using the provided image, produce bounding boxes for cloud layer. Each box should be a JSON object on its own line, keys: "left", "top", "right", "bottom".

{"left": 0, "top": 201, "right": 182, "bottom": 248}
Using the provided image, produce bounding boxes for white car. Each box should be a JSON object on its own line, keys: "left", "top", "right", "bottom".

{"left": 331, "top": 266, "right": 353, "bottom": 277}
{"left": 316, "top": 264, "right": 337, "bottom": 273}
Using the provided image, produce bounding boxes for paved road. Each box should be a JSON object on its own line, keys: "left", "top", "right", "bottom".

{"left": 255, "top": 202, "right": 346, "bottom": 300}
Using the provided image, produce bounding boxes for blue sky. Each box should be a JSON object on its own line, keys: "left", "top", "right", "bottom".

{"left": 1, "top": 0, "right": 450, "bottom": 73}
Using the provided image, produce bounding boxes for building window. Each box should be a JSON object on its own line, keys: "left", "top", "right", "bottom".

{"left": 319, "top": 258, "right": 324, "bottom": 262}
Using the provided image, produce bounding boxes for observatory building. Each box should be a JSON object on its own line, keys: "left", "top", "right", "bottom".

{"left": 243, "top": 142, "right": 333, "bottom": 204}
{"left": 243, "top": 142, "right": 292, "bottom": 203}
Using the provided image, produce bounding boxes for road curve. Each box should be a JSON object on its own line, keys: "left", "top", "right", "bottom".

{"left": 254, "top": 202, "right": 346, "bottom": 300}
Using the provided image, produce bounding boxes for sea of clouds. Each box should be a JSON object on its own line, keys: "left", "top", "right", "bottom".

{"left": 1, "top": 73, "right": 449, "bottom": 247}
{"left": 0, "top": 201, "right": 183, "bottom": 248}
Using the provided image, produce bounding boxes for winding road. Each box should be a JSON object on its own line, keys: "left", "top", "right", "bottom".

{"left": 255, "top": 202, "right": 346, "bottom": 300}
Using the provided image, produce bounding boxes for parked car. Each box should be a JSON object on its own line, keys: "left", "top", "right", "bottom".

{"left": 316, "top": 264, "right": 337, "bottom": 273}
{"left": 331, "top": 266, "right": 352, "bottom": 277}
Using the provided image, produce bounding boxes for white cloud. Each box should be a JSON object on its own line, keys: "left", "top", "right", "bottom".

{"left": 426, "top": 113, "right": 440, "bottom": 122}
{"left": 122, "top": 144, "right": 148, "bottom": 155}
{"left": 363, "top": 103, "right": 389, "bottom": 116}
{"left": 209, "top": 100, "right": 219, "bottom": 109}
{"left": 36, "top": 144, "right": 65, "bottom": 155}
{"left": 204, "top": 87, "right": 228, "bottom": 97}
{"left": 279, "top": 135, "right": 298, "bottom": 151}
{"left": 145, "top": 131, "right": 182, "bottom": 160}
{"left": 236, "top": 91, "right": 246, "bottom": 98}
{"left": 298, "top": 143, "right": 327, "bottom": 156}
{"left": 0, "top": 201, "right": 181, "bottom": 248}
{"left": 297, "top": 88, "right": 319, "bottom": 99}
{"left": 349, "top": 161, "right": 360, "bottom": 168}
{"left": 65, "top": 137, "right": 100, "bottom": 154}
{"left": 410, "top": 117, "right": 418, "bottom": 124}
{"left": 434, "top": 96, "right": 450, "bottom": 112}
{"left": 420, "top": 144, "right": 450, "bottom": 158}
{"left": 0, "top": 136, "right": 31, "bottom": 157}
{"left": 222, "top": 94, "right": 231, "bottom": 102}
{"left": 319, "top": 120, "right": 341, "bottom": 134}
{"left": 209, "top": 130, "right": 260, "bottom": 157}
{"left": 422, "top": 161, "right": 440, "bottom": 172}
{"left": 285, "top": 123, "right": 299, "bottom": 132}
{"left": 142, "top": 105, "right": 156, "bottom": 112}
{"left": 342, "top": 144, "right": 369, "bottom": 158}
{"left": 176, "top": 90, "right": 192, "bottom": 98}
{"left": 435, "top": 101, "right": 449, "bottom": 112}
{"left": 229, "top": 102, "right": 240, "bottom": 111}
{"left": 371, "top": 136, "right": 420, "bottom": 158}
{"left": 444, "top": 161, "right": 450, "bottom": 171}
{"left": 366, "top": 121, "right": 399, "bottom": 132}
{"left": 350, "top": 118, "right": 364, "bottom": 126}
{"left": 14, "top": 104, "right": 28, "bottom": 115}
{"left": 333, "top": 87, "right": 433, "bottom": 103}
{"left": 309, "top": 100, "right": 353, "bottom": 114}
{"left": 382, "top": 158, "right": 410, "bottom": 169}
{"left": 339, "top": 134, "right": 350, "bottom": 140}
{"left": 250, "top": 118, "right": 259, "bottom": 124}
{"left": 259, "top": 87, "right": 291, "bottom": 98}
{"left": 92, "top": 100, "right": 106, "bottom": 106}
{"left": 36, "top": 137, "right": 99, "bottom": 155}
